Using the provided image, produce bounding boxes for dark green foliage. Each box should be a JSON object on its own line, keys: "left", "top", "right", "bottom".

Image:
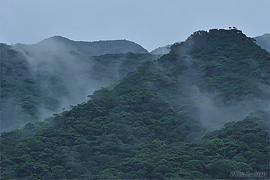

{"left": 89, "top": 53, "right": 155, "bottom": 82}
{"left": 1, "top": 42, "right": 154, "bottom": 131}
{"left": 0, "top": 44, "right": 41, "bottom": 131}
{"left": 170, "top": 29, "right": 269, "bottom": 101}
{"left": 1, "top": 29, "right": 269, "bottom": 179}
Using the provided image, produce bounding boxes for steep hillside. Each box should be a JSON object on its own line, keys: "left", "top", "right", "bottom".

{"left": 0, "top": 43, "right": 42, "bottom": 131}
{"left": 170, "top": 29, "right": 269, "bottom": 101}
{"left": 254, "top": 33, "right": 270, "bottom": 52}
{"left": 0, "top": 42, "right": 154, "bottom": 132}
{"left": 1, "top": 29, "right": 269, "bottom": 179}
{"left": 151, "top": 28, "right": 269, "bottom": 129}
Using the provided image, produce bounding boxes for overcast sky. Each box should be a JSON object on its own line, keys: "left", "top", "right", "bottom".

{"left": 1, "top": 0, "right": 269, "bottom": 51}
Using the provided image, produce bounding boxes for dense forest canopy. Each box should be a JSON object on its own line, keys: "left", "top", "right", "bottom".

{"left": 0, "top": 28, "right": 269, "bottom": 179}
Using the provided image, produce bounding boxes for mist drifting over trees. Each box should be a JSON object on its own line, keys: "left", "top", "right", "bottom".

{"left": 1, "top": 38, "right": 154, "bottom": 131}
{"left": 0, "top": 28, "right": 269, "bottom": 179}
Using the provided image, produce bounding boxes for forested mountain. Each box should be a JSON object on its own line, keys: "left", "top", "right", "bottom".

{"left": 0, "top": 29, "right": 269, "bottom": 179}
{"left": 254, "top": 33, "right": 270, "bottom": 52}
{"left": 0, "top": 42, "right": 154, "bottom": 132}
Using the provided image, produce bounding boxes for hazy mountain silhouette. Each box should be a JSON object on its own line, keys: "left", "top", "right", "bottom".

{"left": 34, "top": 36, "right": 149, "bottom": 55}
{"left": 254, "top": 33, "right": 270, "bottom": 52}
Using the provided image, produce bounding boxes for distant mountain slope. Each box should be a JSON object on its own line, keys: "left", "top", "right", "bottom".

{"left": 150, "top": 45, "right": 171, "bottom": 56}
{"left": 254, "top": 33, "right": 270, "bottom": 52}
{"left": 15, "top": 36, "right": 149, "bottom": 56}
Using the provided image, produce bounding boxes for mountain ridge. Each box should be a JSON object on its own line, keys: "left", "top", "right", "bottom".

{"left": 15, "top": 36, "right": 149, "bottom": 56}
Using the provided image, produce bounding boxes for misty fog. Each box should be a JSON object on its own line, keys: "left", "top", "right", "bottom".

{"left": 0, "top": 37, "right": 152, "bottom": 131}
{"left": 13, "top": 40, "right": 104, "bottom": 119}
{"left": 2, "top": 31, "right": 269, "bottom": 134}
{"left": 172, "top": 41, "right": 270, "bottom": 131}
